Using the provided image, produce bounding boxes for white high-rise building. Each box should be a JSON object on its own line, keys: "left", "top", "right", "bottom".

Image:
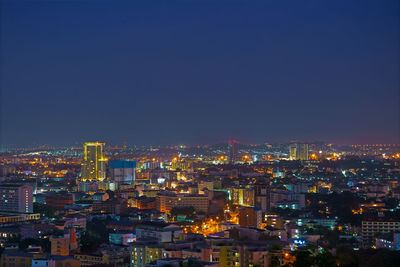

{"left": 0, "top": 184, "right": 33, "bottom": 213}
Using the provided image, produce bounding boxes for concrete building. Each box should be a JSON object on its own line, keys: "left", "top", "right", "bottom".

{"left": 231, "top": 187, "right": 255, "bottom": 207}
{"left": 130, "top": 241, "right": 163, "bottom": 267}
{"left": 362, "top": 217, "right": 400, "bottom": 247}
{"left": 270, "top": 190, "right": 305, "bottom": 210}
{"left": 0, "top": 249, "right": 80, "bottom": 267}
{"left": 156, "top": 193, "right": 209, "bottom": 213}
{"left": 228, "top": 140, "right": 239, "bottom": 163}
{"left": 46, "top": 193, "right": 73, "bottom": 209}
{"left": 109, "top": 159, "right": 136, "bottom": 185}
{"left": 254, "top": 181, "right": 270, "bottom": 211}
{"left": 50, "top": 229, "right": 78, "bottom": 256}
{"left": 0, "top": 184, "right": 33, "bottom": 213}
{"left": 0, "top": 213, "right": 40, "bottom": 224}
{"left": 289, "top": 143, "right": 309, "bottom": 161}
{"left": 135, "top": 222, "right": 181, "bottom": 243}
{"left": 375, "top": 233, "right": 400, "bottom": 250}
{"left": 238, "top": 207, "right": 262, "bottom": 229}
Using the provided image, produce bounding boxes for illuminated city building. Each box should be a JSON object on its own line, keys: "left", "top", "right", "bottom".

{"left": 289, "top": 143, "right": 309, "bottom": 160}
{"left": 156, "top": 193, "right": 209, "bottom": 213}
{"left": 209, "top": 243, "right": 239, "bottom": 267}
{"left": 362, "top": 217, "right": 400, "bottom": 247}
{"left": 130, "top": 242, "right": 164, "bottom": 267}
{"left": 170, "top": 161, "right": 191, "bottom": 171}
{"left": 73, "top": 253, "right": 104, "bottom": 266}
{"left": 0, "top": 184, "right": 33, "bottom": 214}
{"left": 0, "top": 250, "right": 80, "bottom": 267}
{"left": 46, "top": 194, "right": 73, "bottom": 209}
{"left": 289, "top": 143, "right": 297, "bottom": 160}
{"left": 297, "top": 143, "right": 309, "bottom": 161}
{"left": 141, "top": 161, "right": 163, "bottom": 170}
{"left": 109, "top": 159, "right": 136, "bottom": 185}
{"left": 254, "top": 181, "right": 270, "bottom": 211}
{"left": 264, "top": 214, "right": 283, "bottom": 229}
{"left": 375, "top": 233, "right": 400, "bottom": 250}
{"left": 237, "top": 245, "right": 274, "bottom": 267}
{"left": 81, "top": 142, "right": 106, "bottom": 181}
{"left": 228, "top": 140, "right": 239, "bottom": 163}
{"left": 0, "top": 213, "right": 40, "bottom": 224}
{"left": 238, "top": 207, "right": 262, "bottom": 228}
{"left": 231, "top": 187, "right": 255, "bottom": 207}
{"left": 135, "top": 222, "right": 181, "bottom": 243}
{"left": 50, "top": 229, "right": 78, "bottom": 256}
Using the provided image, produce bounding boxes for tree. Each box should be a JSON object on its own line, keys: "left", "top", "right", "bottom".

{"left": 182, "top": 258, "right": 203, "bottom": 267}
{"left": 80, "top": 218, "right": 109, "bottom": 252}
{"left": 170, "top": 206, "right": 195, "bottom": 217}
{"left": 19, "top": 237, "right": 50, "bottom": 252}
{"left": 315, "top": 250, "right": 336, "bottom": 267}
{"left": 33, "top": 203, "right": 59, "bottom": 219}
{"left": 336, "top": 246, "right": 358, "bottom": 267}
{"left": 293, "top": 250, "right": 314, "bottom": 267}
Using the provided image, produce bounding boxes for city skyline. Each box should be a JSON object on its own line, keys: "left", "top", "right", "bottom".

{"left": 1, "top": 1, "right": 400, "bottom": 264}
{"left": 1, "top": 0, "right": 399, "bottom": 147}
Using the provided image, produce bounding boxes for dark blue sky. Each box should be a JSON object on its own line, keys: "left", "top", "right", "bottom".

{"left": 1, "top": 0, "right": 399, "bottom": 146}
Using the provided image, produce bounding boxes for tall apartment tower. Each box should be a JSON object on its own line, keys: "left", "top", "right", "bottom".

{"left": 297, "top": 143, "right": 309, "bottom": 161}
{"left": 0, "top": 184, "right": 33, "bottom": 213}
{"left": 81, "top": 142, "right": 106, "bottom": 181}
{"left": 254, "top": 180, "right": 270, "bottom": 211}
{"left": 228, "top": 140, "right": 239, "bottom": 163}
{"left": 289, "top": 143, "right": 297, "bottom": 160}
{"left": 289, "top": 143, "right": 309, "bottom": 161}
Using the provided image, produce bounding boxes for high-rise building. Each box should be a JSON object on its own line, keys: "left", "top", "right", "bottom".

{"left": 81, "top": 142, "right": 106, "bottom": 181}
{"left": 0, "top": 184, "right": 33, "bottom": 213}
{"left": 238, "top": 207, "right": 262, "bottom": 228}
{"left": 297, "top": 143, "right": 309, "bottom": 161}
{"left": 109, "top": 160, "right": 136, "bottom": 185}
{"left": 231, "top": 187, "right": 255, "bottom": 207}
{"left": 289, "top": 144, "right": 297, "bottom": 160}
{"left": 254, "top": 180, "right": 270, "bottom": 211}
{"left": 228, "top": 140, "right": 239, "bottom": 163}
{"left": 289, "top": 143, "right": 309, "bottom": 161}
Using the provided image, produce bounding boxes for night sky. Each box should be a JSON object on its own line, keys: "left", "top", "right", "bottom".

{"left": 1, "top": 0, "right": 399, "bottom": 147}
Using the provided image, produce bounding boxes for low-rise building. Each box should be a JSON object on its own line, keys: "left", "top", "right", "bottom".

{"left": 136, "top": 222, "right": 182, "bottom": 243}
{"left": 362, "top": 217, "right": 400, "bottom": 247}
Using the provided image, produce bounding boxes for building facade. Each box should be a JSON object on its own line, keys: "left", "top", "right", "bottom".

{"left": 109, "top": 159, "right": 136, "bottom": 185}
{"left": 228, "top": 140, "right": 239, "bottom": 163}
{"left": 81, "top": 142, "right": 106, "bottom": 181}
{"left": 362, "top": 217, "right": 400, "bottom": 247}
{"left": 289, "top": 143, "right": 309, "bottom": 161}
{"left": 0, "top": 184, "right": 33, "bottom": 213}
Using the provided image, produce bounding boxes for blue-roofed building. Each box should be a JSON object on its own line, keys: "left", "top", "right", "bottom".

{"left": 109, "top": 160, "right": 136, "bottom": 186}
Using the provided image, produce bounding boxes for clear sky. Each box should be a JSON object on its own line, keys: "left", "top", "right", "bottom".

{"left": 1, "top": 0, "right": 399, "bottom": 147}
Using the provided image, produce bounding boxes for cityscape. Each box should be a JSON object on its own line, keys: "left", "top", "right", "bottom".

{"left": 0, "top": 141, "right": 400, "bottom": 266}
{"left": 1, "top": 0, "right": 399, "bottom": 267}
